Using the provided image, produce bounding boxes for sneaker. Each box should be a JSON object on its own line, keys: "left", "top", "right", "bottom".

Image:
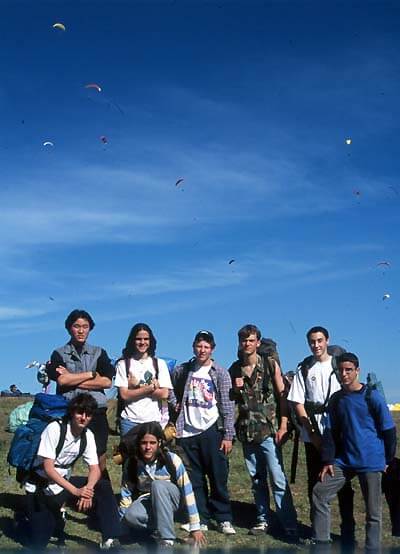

{"left": 99, "top": 538, "right": 120, "bottom": 550}
{"left": 180, "top": 523, "right": 208, "bottom": 532}
{"left": 249, "top": 521, "right": 268, "bottom": 535}
{"left": 219, "top": 521, "right": 236, "bottom": 535}
{"left": 157, "top": 539, "right": 174, "bottom": 547}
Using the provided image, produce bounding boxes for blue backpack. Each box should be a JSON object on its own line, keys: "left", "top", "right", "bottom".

{"left": 7, "top": 393, "right": 83, "bottom": 484}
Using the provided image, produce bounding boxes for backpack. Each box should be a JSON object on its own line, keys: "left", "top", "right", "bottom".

{"left": 7, "top": 401, "right": 34, "bottom": 432}
{"left": 7, "top": 393, "right": 86, "bottom": 485}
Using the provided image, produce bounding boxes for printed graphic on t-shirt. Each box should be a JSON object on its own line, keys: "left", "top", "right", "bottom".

{"left": 187, "top": 376, "right": 215, "bottom": 408}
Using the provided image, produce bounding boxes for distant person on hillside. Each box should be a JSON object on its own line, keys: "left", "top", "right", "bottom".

{"left": 46, "top": 309, "right": 115, "bottom": 474}
{"left": 229, "top": 324, "right": 297, "bottom": 539}
{"left": 169, "top": 330, "right": 236, "bottom": 535}
{"left": 24, "top": 394, "right": 121, "bottom": 550}
{"left": 288, "top": 326, "right": 355, "bottom": 543}
{"left": 10, "top": 384, "right": 22, "bottom": 396}
{"left": 312, "top": 353, "right": 396, "bottom": 549}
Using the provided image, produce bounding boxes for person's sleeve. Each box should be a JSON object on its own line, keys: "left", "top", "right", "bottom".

{"left": 372, "top": 391, "right": 396, "bottom": 431}
{"left": 37, "top": 422, "right": 61, "bottom": 459}
{"left": 287, "top": 370, "right": 306, "bottom": 404}
{"left": 383, "top": 427, "right": 397, "bottom": 464}
{"left": 171, "top": 453, "right": 200, "bottom": 531}
{"left": 46, "top": 351, "right": 65, "bottom": 382}
{"left": 320, "top": 421, "right": 336, "bottom": 465}
{"left": 96, "top": 349, "right": 115, "bottom": 379}
{"left": 82, "top": 429, "right": 99, "bottom": 466}
{"left": 218, "top": 368, "right": 235, "bottom": 441}
{"left": 114, "top": 360, "right": 130, "bottom": 388}
{"left": 157, "top": 360, "right": 173, "bottom": 389}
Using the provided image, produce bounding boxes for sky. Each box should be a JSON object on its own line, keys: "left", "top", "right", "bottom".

{"left": 1, "top": 0, "right": 399, "bottom": 400}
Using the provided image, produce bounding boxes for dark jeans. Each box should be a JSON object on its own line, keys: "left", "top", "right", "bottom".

{"left": 305, "top": 442, "right": 355, "bottom": 538}
{"left": 177, "top": 424, "right": 232, "bottom": 525}
{"left": 26, "top": 476, "right": 121, "bottom": 548}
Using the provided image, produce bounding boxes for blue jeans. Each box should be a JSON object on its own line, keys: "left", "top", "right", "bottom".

{"left": 124, "top": 481, "right": 181, "bottom": 540}
{"left": 120, "top": 418, "right": 138, "bottom": 437}
{"left": 243, "top": 436, "right": 297, "bottom": 531}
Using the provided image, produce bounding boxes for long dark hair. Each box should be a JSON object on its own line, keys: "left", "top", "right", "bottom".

{"left": 122, "top": 323, "right": 157, "bottom": 359}
{"left": 125, "top": 422, "right": 170, "bottom": 483}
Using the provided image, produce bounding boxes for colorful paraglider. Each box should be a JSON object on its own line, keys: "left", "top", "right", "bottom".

{"left": 345, "top": 138, "right": 352, "bottom": 145}
{"left": 382, "top": 293, "right": 391, "bottom": 301}
{"left": 85, "top": 83, "right": 102, "bottom": 93}
{"left": 43, "top": 141, "right": 54, "bottom": 147}
{"left": 175, "top": 178, "right": 184, "bottom": 187}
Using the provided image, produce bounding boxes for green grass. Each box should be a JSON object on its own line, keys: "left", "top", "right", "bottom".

{"left": 0, "top": 397, "right": 399, "bottom": 550}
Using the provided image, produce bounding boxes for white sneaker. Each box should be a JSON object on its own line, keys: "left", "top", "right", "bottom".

{"left": 219, "top": 521, "right": 236, "bottom": 535}
{"left": 249, "top": 521, "right": 268, "bottom": 535}
{"left": 99, "top": 538, "right": 119, "bottom": 550}
{"left": 157, "top": 539, "right": 174, "bottom": 547}
{"left": 181, "top": 522, "right": 208, "bottom": 532}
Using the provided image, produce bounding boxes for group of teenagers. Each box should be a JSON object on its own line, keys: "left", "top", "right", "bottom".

{"left": 23, "top": 308, "right": 396, "bottom": 550}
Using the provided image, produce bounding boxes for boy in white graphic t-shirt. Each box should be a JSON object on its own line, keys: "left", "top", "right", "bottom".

{"left": 170, "top": 331, "right": 236, "bottom": 535}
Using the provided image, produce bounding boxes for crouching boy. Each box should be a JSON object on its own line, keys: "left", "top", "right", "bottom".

{"left": 25, "top": 394, "right": 121, "bottom": 550}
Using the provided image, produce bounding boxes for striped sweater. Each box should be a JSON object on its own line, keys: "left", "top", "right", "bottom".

{"left": 120, "top": 451, "right": 200, "bottom": 531}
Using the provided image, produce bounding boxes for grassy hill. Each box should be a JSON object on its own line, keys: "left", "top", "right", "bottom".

{"left": 0, "top": 397, "right": 399, "bottom": 550}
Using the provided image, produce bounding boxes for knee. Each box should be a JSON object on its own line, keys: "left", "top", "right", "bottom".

{"left": 151, "top": 479, "right": 175, "bottom": 497}
{"left": 124, "top": 507, "right": 145, "bottom": 528}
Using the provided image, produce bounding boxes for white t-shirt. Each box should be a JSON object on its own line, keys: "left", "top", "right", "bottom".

{"left": 182, "top": 364, "right": 219, "bottom": 438}
{"left": 288, "top": 356, "right": 341, "bottom": 442}
{"left": 28, "top": 421, "right": 98, "bottom": 496}
{"left": 114, "top": 357, "right": 172, "bottom": 424}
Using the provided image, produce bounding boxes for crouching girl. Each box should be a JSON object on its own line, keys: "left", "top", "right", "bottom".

{"left": 120, "top": 421, "right": 206, "bottom": 547}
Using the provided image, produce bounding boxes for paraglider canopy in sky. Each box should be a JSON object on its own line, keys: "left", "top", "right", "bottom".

{"left": 52, "top": 22, "right": 66, "bottom": 31}
{"left": 85, "top": 83, "right": 102, "bottom": 93}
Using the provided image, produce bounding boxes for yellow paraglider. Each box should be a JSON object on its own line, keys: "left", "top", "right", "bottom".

{"left": 52, "top": 22, "right": 66, "bottom": 31}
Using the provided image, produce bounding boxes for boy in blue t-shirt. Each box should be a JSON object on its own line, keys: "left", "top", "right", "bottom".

{"left": 312, "top": 352, "right": 396, "bottom": 550}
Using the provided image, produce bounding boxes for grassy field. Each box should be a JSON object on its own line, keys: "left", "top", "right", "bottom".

{"left": 0, "top": 397, "right": 399, "bottom": 550}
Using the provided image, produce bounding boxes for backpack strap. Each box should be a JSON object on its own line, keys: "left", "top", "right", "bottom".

{"left": 152, "top": 357, "right": 159, "bottom": 380}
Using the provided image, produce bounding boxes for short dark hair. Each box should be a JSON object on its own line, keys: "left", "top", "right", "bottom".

{"left": 238, "top": 324, "right": 261, "bottom": 341}
{"left": 122, "top": 323, "right": 157, "bottom": 358}
{"left": 65, "top": 310, "right": 95, "bottom": 332}
{"left": 193, "top": 330, "right": 215, "bottom": 348}
{"left": 68, "top": 393, "right": 98, "bottom": 418}
{"left": 337, "top": 352, "right": 359, "bottom": 369}
{"left": 306, "top": 326, "right": 329, "bottom": 341}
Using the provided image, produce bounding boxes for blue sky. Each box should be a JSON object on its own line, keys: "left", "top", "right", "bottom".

{"left": 1, "top": 1, "right": 399, "bottom": 399}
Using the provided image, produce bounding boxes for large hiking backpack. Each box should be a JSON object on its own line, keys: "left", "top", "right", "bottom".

{"left": 7, "top": 393, "right": 75, "bottom": 484}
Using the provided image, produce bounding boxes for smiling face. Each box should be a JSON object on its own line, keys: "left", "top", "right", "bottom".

{"left": 134, "top": 329, "right": 151, "bottom": 357}
{"left": 69, "top": 318, "right": 91, "bottom": 345}
{"left": 193, "top": 339, "right": 214, "bottom": 366}
{"left": 308, "top": 331, "right": 329, "bottom": 361}
{"left": 139, "top": 433, "right": 160, "bottom": 463}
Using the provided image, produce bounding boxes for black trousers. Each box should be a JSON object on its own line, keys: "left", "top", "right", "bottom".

{"left": 305, "top": 442, "right": 355, "bottom": 537}
{"left": 178, "top": 424, "right": 232, "bottom": 525}
{"left": 26, "top": 476, "right": 121, "bottom": 548}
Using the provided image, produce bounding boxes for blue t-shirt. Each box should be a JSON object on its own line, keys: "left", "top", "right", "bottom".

{"left": 328, "top": 385, "right": 394, "bottom": 472}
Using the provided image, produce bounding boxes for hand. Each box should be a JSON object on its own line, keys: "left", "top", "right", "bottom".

{"left": 56, "top": 365, "right": 68, "bottom": 375}
{"left": 235, "top": 377, "right": 244, "bottom": 388}
{"left": 275, "top": 427, "right": 288, "bottom": 445}
{"left": 75, "top": 485, "right": 94, "bottom": 500}
{"left": 189, "top": 530, "right": 207, "bottom": 547}
{"left": 319, "top": 464, "right": 334, "bottom": 481}
{"left": 220, "top": 439, "right": 233, "bottom": 455}
{"left": 152, "top": 379, "right": 160, "bottom": 389}
{"left": 77, "top": 497, "right": 93, "bottom": 512}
